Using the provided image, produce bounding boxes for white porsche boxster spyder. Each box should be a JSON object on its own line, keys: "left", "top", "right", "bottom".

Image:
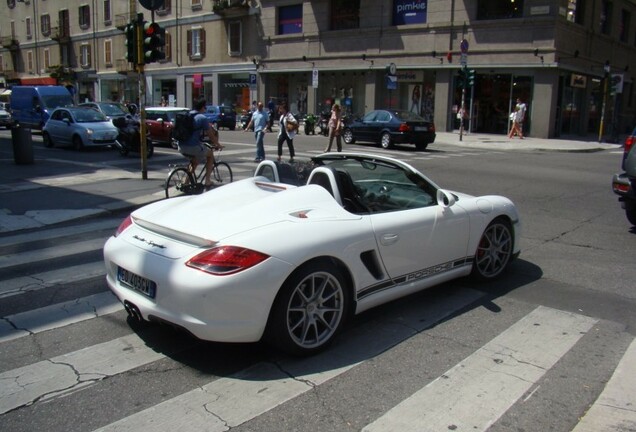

{"left": 104, "top": 153, "right": 521, "bottom": 356}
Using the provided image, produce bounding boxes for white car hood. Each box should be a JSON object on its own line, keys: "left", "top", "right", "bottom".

{"left": 132, "top": 178, "right": 358, "bottom": 244}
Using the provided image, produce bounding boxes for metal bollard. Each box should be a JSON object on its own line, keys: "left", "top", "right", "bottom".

{"left": 11, "top": 127, "right": 34, "bottom": 165}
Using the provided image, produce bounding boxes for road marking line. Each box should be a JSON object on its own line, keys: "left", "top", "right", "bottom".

{"left": 362, "top": 306, "right": 598, "bottom": 432}
{"left": 0, "top": 333, "right": 165, "bottom": 415}
{"left": 571, "top": 338, "right": 636, "bottom": 432}
{"left": 0, "top": 237, "right": 106, "bottom": 269}
{"left": 93, "top": 288, "right": 484, "bottom": 432}
{"left": 0, "top": 218, "right": 120, "bottom": 248}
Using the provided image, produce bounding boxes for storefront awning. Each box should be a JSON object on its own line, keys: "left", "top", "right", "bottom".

{"left": 20, "top": 77, "right": 57, "bottom": 85}
{"left": 224, "top": 83, "right": 249, "bottom": 88}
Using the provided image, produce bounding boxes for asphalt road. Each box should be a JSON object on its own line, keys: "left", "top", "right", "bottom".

{"left": 0, "top": 127, "right": 634, "bottom": 432}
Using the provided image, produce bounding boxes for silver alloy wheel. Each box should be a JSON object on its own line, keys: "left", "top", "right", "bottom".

{"left": 343, "top": 129, "right": 354, "bottom": 144}
{"left": 285, "top": 270, "right": 345, "bottom": 350}
{"left": 381, "top": 132, "right": 391, "bottom": 149}
{"left": 474, "top": 220, "right": 512, "bottom": 279}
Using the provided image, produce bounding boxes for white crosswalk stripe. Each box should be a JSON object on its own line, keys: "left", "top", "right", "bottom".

{"left": 1, "top": 207, "right": 635, "bottom": 432}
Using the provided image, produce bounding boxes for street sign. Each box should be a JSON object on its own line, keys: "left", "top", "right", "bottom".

{"left": 249, "top": 73, "right": 257, "bottom": 90}
{"left": 460, "top": 39, "right": 469, "bottom": 53}
{"left": 386, "top": 75, "right": 397, "bottom": 90}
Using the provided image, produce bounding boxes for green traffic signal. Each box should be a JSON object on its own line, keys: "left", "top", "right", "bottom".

{"left": 125, "top": 22, "right": 137, "bottom": 64}
{"left": 457, "top": 68, "right": 466, "bottom": 89}
{"left": 467, "top": 69, "right": 476, "bottom": 87}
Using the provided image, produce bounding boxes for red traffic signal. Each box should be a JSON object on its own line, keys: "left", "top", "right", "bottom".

{"left": 143, "top": 22, "right": 166, "bottom": 64}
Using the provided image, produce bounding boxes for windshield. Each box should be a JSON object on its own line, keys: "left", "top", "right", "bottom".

{"left": 41, "top": 95, "right": 74, "bottom": 109}
{"left": 73, "top": 109, "right": 108, "bottom": 123}
{"left": 99, "top": 103, "right": 127, "bottom": 117}
{"left": 391, "top": 110, "right": 426, "bottom": 122}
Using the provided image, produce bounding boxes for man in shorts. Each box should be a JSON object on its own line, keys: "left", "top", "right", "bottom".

{"left": 178, "top": 99, "right": 222, "bottom": 188}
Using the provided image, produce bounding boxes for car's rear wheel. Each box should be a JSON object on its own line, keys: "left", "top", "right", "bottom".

{"left": 267, "top": 261, "right": 349, "bottom": 356}
{"left": 625, "top": 199, "right": 636, "bottom": 225}
{"left": 343, "top": 128, "right": 355, "bottom": 144}
{"left": 415, "top": 142, "right": 429, "bottom": 151}
{"left": 43, "top": 132, "right": 54, "bottom": 148}
{"left": 472, "top": 218, "right": 513, "bottom": 280}
{"left": 380, "top": 132, "right": 392, "bottom": 149}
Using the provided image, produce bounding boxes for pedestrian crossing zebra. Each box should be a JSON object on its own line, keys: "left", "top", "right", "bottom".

{"left": 0, "top": 218, "right": 634, "bottom": 432}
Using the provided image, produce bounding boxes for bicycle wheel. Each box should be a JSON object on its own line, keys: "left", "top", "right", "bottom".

{"left": 165, "top": 167, "right": 194, "bottom": 199}
{"left": 212, "top": 162, "right": 233, "bottom": 186}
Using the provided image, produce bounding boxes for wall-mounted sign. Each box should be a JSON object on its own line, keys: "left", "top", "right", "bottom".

{"left": 393, "top": 0, "right": 427, "bottom": 26}
{"left": 570, "top": 74, "right": 587, "bottom": 88}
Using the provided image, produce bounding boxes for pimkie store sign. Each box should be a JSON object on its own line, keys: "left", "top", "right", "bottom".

{"left": 393, "top": 0, "right": 427, "bottom": 26}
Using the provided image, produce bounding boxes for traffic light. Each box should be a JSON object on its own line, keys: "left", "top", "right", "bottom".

{"left": 125, "top": 22, "right": 138, "bottom": 65}
{"left": 143, "top": 22, "right": 166, "bottom": 64}
{"left": 457, "top": 68, "right": 466, "bottom": 89}
{"left": 467, "top": 69, "right": 476, "bottom": 87}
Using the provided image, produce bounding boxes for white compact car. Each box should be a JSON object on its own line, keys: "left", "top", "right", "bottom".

{"left": 104, "top": 153, "right": 521, "bottom": 355}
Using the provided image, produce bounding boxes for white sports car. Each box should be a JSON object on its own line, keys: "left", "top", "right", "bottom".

{"left": 104, "top": 153, "right": 521, "bottom": 355}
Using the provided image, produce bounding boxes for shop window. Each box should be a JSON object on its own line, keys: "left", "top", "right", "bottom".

{"left": 187, "top": 28, "right": 206, "bottom": 59}
{"left": 79, "top": 5, "right": 91, "bottom": 30}
{"left": 330, "top": 0, "right": 360, "bottom": 30}
{"left": 278, "top": 4, "right": 302, "bottom": 34}
{"left": 620, "top": 9, "right": 630, "bottom": 42}
{"left": 104, "top": 39, "right": 112, "bottom": 66}
{"left": 567, "top": 0, "right": 585, "bottom": 25}
{"left": 228, "top": 21, "right": 242, "bottom": 55}
{"left": 41, "top": 14, "right": 51, "bottom": 37}
{"left": 600, "top": 1, "right": 612, "bottom": 35}
{"left": 103, "top": 0, "right": 112, "bottom": 25}
{"left": 477, "top": 0, "right": 524, "bottom": 20}
{"left": 80, "top": 44, "right": 91, "bottom": 68}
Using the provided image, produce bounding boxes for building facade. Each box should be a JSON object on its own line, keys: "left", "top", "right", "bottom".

{"left": 1, "top": 0, "right": 635, "bottom": 139}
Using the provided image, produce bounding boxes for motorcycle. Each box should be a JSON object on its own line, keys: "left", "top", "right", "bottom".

{"left": 318, "top": 110, "right": 330, "bottom": 136}
{"left": 112, "top": 116, "right": 154, "bottom": 158}
{"left": 238, "top": 109, "right": 253, "bottom": 131}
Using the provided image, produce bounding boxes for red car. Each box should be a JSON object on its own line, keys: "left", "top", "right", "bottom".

{"left": 145, "top": 107, "right": 189, "bottom": 148}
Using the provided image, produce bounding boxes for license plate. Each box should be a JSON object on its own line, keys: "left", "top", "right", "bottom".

{"left": 414, "top": 126, "right": 428, "bottom": 131}
{"left": 117, "top": 267, "right": 157, "bottom": 298}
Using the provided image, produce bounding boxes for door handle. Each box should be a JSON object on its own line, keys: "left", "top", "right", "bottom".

{"left": 380, "top": 233, "right": 399, "bottom": 246}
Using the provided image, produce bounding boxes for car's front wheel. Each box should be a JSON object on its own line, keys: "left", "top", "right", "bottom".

{"left": 267, "top": 261, "right": 349, "bottom": 356}
{"left": 43, "top": 132, "right": 54, "bottom": 148}
{"left": 380, "top": 132, "right": 392, "bottom": 149}
{"left": 343, "top": 128, "right": 355, "bottom": 144}
{"left": 72, "top": 135, "right": 84, "bottom": 151}
{"left": 471, "top": 218, "right": 513, "bottom": 280}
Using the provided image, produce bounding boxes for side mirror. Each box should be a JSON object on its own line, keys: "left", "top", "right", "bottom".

{"left": 63, "top": 118, "right": 71, "bottom": 125}
{"left": 437, "top": 189, "right": 456, "bottom": 207}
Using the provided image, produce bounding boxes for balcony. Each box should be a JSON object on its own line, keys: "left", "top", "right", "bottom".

{"left": 50, "top": 26, "right": 71, "bottom": 43}
{"left": 213, "top": 0, "right": 250, "bottom": 18}
{"left": 0, "top": 36, "right": 19, "bottom": 50}
{"left": 115, "top": 13, "right": 136, "bottom": 31}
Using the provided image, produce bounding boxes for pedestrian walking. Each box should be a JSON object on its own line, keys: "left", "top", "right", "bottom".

{"left": 508, "top": 97, "right": 527, "bottom": 139}
{"left": 245, "top": 101, "right": 269, "bottom": 162}
{"left": 324, "top": 103, "right": 343, "bottom": 152}
{"left": 267, "top": 97, "right": 276, "bottom": 132}
{"left": 277, "top": 102, "right": 297, "bottom": 163}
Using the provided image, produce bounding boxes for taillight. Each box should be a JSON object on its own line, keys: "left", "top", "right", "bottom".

{"left": 398, "top": 123, "right": 411, "bottom": 132}
{"left": 430, "top": 123, "right": 436, "bottom": 132}
{"left": 625, "top": 136, "right": 634, "bottom": 154}
{"left": 187, "top": 246, "right": 270, "bottom": 275}
{"left": 613, "top": 181, "right": 630, "bottom": 194}
{"left": 114, "top": 215, "right": 133, "bottom": 237}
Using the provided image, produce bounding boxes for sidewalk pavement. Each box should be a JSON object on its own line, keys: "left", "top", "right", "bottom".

{"left": 0, "top": 133, "right": 623, "bottom": 234}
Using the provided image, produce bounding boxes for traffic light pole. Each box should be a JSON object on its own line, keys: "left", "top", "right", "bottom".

{"left": 135, "top": 13, "right": 148, "bottom": 180}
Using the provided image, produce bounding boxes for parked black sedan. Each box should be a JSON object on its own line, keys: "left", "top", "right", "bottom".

{"left": 342, "top": 109, "right": 436, "bottom": 150}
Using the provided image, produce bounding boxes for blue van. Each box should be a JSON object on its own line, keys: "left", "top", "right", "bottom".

{"left": 11, "top": 86, "right": 74, "bottom": 130}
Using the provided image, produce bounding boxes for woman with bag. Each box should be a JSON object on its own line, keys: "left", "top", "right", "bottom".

{"left": 277, "top": 102, "right": 297, "bottom": 163}
{"left": 324, "top": 104, "right": 343, "bottom": 152}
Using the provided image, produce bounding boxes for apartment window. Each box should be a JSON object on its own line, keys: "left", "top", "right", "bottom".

{"left": 27, "top": 51, "right": 33, "bottom": 73}
{"left": 103, "top": 0, "right": 112, "bottom": 25}
{"left": 41, "top": 14, "right": 51, "bottom": 36}
{"left": 331, "top": 0, "right": 360, "bottom": 30}
{"left": 620, "top": 9, "right": 630, "bottom": 42}
{"left": 156, "top": 0, "right": 171, "bottom": 15}
{"left": 79, "top": 5, "right": 91, "bottom": 29}
{"left": 26, "top": 17, "right": 32, "bottom": 40}
{"left": 187, "top": 28, "right": 205, "bottom": 59}
{"left": 7, "top": 0, "right": 15, "bottom": 8}
{"left": 228, "top": 21, "right": 242, "bottom": 55}
{"left": 567, "top": 0, "right": 585, "bottom": 24}
{"left": 191, "top": 0, "right": 202, "bottom": 11}
{"left": 11, "top": 21, "right": 16, "bottom": 38}
{"left": 477, "top": 0, "right": 524, "bottom": 20}
{"left": 80, "top": 44, "right": 91, "bottom": 67}
{"left": 278, "top": 5, "right": 302, "bottom": 35}
{"left": 600, "top": 1, "right": 612, "bottom": 35}
{"left": 104, "top": 39, "right": 112, "bottom": 66}
{"left": 44, "top": 48, "right": 51, "bottom": 70}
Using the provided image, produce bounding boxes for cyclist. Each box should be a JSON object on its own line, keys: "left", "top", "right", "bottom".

{"left": 178, "top": 98, "right": 223, "bottom": 188}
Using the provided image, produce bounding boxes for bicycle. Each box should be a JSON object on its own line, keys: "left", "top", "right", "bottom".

{"left": 165, "top": 144, "right": 233, "bottom": 198}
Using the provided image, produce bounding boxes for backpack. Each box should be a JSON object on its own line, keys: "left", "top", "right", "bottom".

{"left": 173, "top": 112, "right": 197, "bottom": 142}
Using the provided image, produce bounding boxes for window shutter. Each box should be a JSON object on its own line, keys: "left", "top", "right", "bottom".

{"left": 165, "top": 32, "right": 172, "bottom": 61}
{"left": 87, "top": 45, "right": 92, "bottom": 67}
{"left": 187, "top": 30, "right": 192, "bottom": 56}
{"left": 200, "top": 28, "right": 206, "bottom": 57}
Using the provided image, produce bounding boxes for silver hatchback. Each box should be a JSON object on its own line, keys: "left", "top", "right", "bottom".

{"left": 43, "top": 107, "right": 120, "bottom": 150}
